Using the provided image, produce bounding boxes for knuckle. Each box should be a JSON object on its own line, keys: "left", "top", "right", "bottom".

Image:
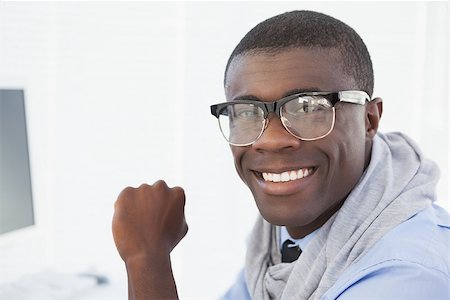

{"left": 122, "top": 186, "right": 135, "bottom": 194}
{"left": 153, "top": 180, "right": 168, "bottom": 190}
{"left": 172, "top": 186, "right": 185, "bottom": 198}
{"left": 117, "top": 186, "right": 134, "bottom": 201}
{"left": 138, "top": 183, "right": 150, "bottom": 190}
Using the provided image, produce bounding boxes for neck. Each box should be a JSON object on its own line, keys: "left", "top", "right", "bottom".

{"left": 286, "top": 197, "right": 346, "bottom": 239}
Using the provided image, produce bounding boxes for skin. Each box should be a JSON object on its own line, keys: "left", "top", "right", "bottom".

{"left": 111, "top": 47, "right": 383, "bottom": 299}
{"left": 112, "top": 181, "right": 187, "bottom": 299}
{"left": 226, "top": 48, "right": 382, "bottom": 238}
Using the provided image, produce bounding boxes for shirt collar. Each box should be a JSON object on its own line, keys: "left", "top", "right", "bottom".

{"left": 279, "top": 226, "right": 318, "bottom": 251}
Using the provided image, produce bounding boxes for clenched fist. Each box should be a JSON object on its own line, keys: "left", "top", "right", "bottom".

{"left": 112, "top": 180, "right": 188, "bottom": 264}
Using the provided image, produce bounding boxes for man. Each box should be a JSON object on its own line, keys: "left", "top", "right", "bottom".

{"left": 112, "top": 11, "right": 449, "bottom": 299}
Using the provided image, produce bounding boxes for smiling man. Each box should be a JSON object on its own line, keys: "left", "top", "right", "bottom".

{"left": 112, "top": 11, "right": 449, "bottom": 299}
{"left": 221, "top": 50, "right": 373, "bottom": 238}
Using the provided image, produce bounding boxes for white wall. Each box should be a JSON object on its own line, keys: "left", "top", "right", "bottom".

{"left": 0, "top": 2, "right": 448, "bottom": 299}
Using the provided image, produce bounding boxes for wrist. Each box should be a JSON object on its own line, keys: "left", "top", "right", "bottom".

{"left": 124, "top": 251, "right": 171, "bottom": 269}
{"left": 124, "top": 251, "right": 178, "bottom": 300}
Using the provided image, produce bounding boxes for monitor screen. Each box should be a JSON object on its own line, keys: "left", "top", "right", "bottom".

{"left": 0, "top": 89, "right": 34, "bottom": 235}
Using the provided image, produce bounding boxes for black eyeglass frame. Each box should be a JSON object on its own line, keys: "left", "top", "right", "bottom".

{"left": 211, "top": 90, "right": 370, "bottom": 118}
{"left": 210, "top": 90, "right": 371, "bottom": 146}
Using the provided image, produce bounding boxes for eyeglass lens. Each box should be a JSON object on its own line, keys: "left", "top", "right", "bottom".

{"left": 218, "top": 95, "right": 335, "bottom": 145}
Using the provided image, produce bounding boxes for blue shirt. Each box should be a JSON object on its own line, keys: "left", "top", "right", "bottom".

{"left": 279, "top": 226, "right": 318, "bottom": 251}
{"left": 221, "top": 204, "right": 450, "bottom": 299}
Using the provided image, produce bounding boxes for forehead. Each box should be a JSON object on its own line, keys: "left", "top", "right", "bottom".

{"left": 225, "top": 48, "right": 356, "bottom": 101}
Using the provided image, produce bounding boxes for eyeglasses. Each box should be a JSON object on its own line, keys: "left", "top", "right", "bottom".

{"left": 210, "top": 90, "right": 370, "bottom": 146}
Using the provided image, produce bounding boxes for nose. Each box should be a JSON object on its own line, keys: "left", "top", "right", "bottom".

{"left": 252, "top": 114, "right": 302, "bottom": 152}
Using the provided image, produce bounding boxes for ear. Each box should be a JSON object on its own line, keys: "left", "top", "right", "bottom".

{"left": 365, "top": 97, "right": 383, "bottom": 139}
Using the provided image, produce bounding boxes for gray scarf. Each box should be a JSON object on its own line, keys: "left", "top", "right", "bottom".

{"left": 245, "top": 132, "right": 439, "bottom": 300}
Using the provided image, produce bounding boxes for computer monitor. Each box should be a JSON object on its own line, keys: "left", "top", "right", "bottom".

{"left": 0, "top": 89, "right": 35, "bottom": 235}
{"left": 0, "top": 89, "right": 43, "bottom": 283}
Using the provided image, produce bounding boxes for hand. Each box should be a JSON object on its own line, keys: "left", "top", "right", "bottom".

{"left": 112, "top": 180, "right": 188, "bottom": 264}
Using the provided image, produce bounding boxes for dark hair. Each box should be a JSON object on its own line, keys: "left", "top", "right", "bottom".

{"left": 224, "top": 10, "right": 374, "bottom": 96}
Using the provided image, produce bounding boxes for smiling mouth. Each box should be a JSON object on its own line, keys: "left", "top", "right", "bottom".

{"left": 256, "top": 167, "right": 316, "bottom": 183}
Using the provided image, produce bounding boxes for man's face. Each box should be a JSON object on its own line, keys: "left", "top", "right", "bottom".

{"left": 225, "top": 48, "right": 373, "bottom": 238}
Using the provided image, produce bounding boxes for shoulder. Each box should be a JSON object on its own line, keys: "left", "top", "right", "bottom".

{"left": 324, "top": 204, "right": 450, "bottom": 300}
{"left": 361, "top": 204, "right": 450, "bottom": 272}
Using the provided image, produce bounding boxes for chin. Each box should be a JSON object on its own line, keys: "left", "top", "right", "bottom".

{"left": 255, "top": 200, "right": 317, "bottom": 227}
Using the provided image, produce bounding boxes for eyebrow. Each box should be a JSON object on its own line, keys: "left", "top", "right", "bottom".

{"left": 232, "top": 87, "right": 322, "bottom": 101}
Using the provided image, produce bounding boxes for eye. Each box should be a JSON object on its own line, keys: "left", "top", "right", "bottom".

{"left": 237, "top": 109, "right": 258, "bottom": 118}
{"left": 283, "top": 96, "right": 332, "bottom": 115}
{"left": 234, "top": 104, "right": 262, "bottom": 119}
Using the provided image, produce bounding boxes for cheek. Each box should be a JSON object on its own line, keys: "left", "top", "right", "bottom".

{"left": 334, "top": 113, "right": 368, "bottom": 185}
{"left": 323, "top": 108, "right": 367, "bottom": 187}
{"left": 335, "top": 106, "right": 367, "bottom": 154}
{"left": 230, "top": 146, "right": 248, "bottom": 184}
{"left": 339, "top": 126, "right": 366, "bottom": 164}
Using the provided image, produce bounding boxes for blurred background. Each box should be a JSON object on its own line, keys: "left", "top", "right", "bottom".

{"left": 0, "top": 2, "right": 448, "bottom": 299}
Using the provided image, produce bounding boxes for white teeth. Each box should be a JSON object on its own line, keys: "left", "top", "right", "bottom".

{"left": 290, "top": 171, "right": 297, "bottom": 180}
{"left": 262, "top": 168, "right": 313, "bottom": 182}
{"left": 303, "top": 169, "right": 309, "bottom": 177}
{"left": 273, "top": 174, "right": 281, "bottom": 182}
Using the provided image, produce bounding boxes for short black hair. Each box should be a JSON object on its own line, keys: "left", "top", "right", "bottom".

{"left": 224, "top": 10, "right": 374, "bottom": 96}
